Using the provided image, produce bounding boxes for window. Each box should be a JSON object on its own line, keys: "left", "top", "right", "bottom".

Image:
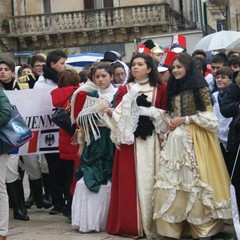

{"left": 43, "top": 0, "right": 51, "bottom": 14}
{"left": 217, "top": 19, "right": 226, "bottom": 31}
{"left": 94, "top": 0, "right": 104, "bottom": 9}
{"left": 84, "top": 0, "right": 113, "bottom": 9}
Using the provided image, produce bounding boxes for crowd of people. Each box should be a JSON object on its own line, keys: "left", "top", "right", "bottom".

{"left": 0, "top": 35, "right": 240, "bottom": 240}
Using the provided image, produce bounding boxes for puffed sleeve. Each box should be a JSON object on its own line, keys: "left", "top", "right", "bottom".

{"left": 191, "top": 87, "right": 218, "bottom": 133}
{"left": 73, "top": 91, "right": 87, "bottom": 121}
{"left": 111, "top": 85, "right": 139, "bottom": 145}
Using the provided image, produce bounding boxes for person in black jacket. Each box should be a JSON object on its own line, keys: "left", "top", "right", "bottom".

{"left": 34, "top": 50, "right": 68, "bottom": 215}
{"left": 220, "top": 70, "right": 240, "bottom": 211}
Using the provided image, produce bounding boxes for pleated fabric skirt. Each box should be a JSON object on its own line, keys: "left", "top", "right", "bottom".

{"left": 72, "top": 178, "right": 111, "bottom": 233}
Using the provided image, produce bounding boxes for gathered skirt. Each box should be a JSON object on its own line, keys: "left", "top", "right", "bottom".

{"left": 153, "top": 125, "right": 232, "bottom": 239}
{"left": 72, "top": 178, "right": 111, "bottom": 233}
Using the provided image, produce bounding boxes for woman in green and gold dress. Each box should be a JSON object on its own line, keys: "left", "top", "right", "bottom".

{"left": 71, "top": 63, "right": 117, "bottom": 233}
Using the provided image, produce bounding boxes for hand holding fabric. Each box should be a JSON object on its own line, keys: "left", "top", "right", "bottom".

{"left": 165, "top": 116, "right": 176, "bottom": 131}
{"left": 136, "top": 94, "right": 151, "bottom": 107}
{"left": 128, "top": 83, "right": 142, "bottom": 100}
{"left": 171, "top": 116, "right": 185, "bottom": 127}
{"left": 134, "top": 116, "right": 155, "bottom": 140}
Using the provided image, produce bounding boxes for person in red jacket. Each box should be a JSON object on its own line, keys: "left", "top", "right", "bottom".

{"left": 51, "top": 69, "right": 81, "bottom": 220}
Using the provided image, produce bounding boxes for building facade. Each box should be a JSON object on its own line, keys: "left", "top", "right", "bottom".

{"left": 205, "top": 0, "right": 240, "bottom": 34}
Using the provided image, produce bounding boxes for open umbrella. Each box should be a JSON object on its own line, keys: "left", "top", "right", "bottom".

{"left": 193, "top": 30, "right": 240, "bottom": 51}
{"left": 66, "top": 53, "right": 104, "bottom": 67}
{"left": 226, "top": 37, "right": 240, "bottom": 51}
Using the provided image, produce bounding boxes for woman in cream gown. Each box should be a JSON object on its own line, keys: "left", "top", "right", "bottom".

{"left": 107, "top": 53, "right": 167, "bottom": 239}
{"left": 153, "top": 53, "right": 232, "bottom": 239}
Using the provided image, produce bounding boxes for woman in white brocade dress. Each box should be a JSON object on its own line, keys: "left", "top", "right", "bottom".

{"left": 153, "top": 53, "right": 232, "bottom": 240}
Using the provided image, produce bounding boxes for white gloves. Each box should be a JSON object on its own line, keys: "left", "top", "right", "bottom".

{"left": 139, "top": 106, "right": 155, "bottom": 118}
{"left": 128, "top": 83, "right": 142, "bottom": 100}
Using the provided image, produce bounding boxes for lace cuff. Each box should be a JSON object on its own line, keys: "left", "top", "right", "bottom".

{"left": 151, "top": 107, "right": 167, "bottom": 134}
{"left": 111, "top": 94, "right": 139, "bottom": 145}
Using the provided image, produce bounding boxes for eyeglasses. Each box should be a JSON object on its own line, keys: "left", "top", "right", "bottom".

{"left": 33, "top": 65, "right": 43, "bottom": 68}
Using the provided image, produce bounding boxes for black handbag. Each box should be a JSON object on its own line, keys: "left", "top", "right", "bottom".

{"left": 0, "top": 105, "right": 33, "bottom": 155}
{"left": 51, "top": 102, "right": 76, "bottom": 136}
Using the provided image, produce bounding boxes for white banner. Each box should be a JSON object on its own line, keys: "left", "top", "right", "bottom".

{"left": 4, "top": 88, "right": 59, "bottom": 155}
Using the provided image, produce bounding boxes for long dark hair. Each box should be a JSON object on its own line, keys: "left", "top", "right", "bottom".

{"left": 167, "top": 53, "right": 209, "bottom": 113}
{"left": 127, "top": 53, "right": 161, "bottom": 86}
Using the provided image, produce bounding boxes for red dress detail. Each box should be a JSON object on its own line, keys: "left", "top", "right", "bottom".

{"left": 106, "top": 83, "right": 167, "bottom": 237}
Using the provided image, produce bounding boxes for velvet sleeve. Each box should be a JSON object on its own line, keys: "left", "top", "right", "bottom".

{"left": 155, "top": 82, "right": 167, "bottom": 110}
{"left": 73, "top": 91, "right": 87, "bottom": 121}
{"left": 114, "top": 85, "right": 128, "bottom": 107}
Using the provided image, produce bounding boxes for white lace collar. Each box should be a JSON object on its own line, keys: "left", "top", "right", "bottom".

{"left": 135, "top": 78, "right": 149, "bottom": 85}
{"left": 97, "top": 84, "right": 117, "bottom": 104}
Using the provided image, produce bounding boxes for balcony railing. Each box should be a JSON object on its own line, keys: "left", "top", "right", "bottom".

{"left": 7, "top": 3, "right": 171, "bottom": 36}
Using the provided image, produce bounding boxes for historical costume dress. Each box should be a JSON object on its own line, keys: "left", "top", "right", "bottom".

{"left": 106, "top": 80, "right": 167, "bottom": 239}
{"left": 153, "top": 75, "right": 232, "bottom": 238}
{"left": 71, "top": 84, "right": 117, "bottom": 233}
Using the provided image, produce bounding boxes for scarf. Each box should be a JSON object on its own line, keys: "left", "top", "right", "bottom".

{"left": 43, "top": 65, "right": 59, "bottom": 83}
{"left": 97, "top": 84, "right": 117, "bottom": 104}
{"left": 70, "top": 80, "right": 98, "bottom": 124}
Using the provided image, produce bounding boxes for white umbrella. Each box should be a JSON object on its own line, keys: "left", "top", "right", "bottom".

{"left": 193, "top": 30, "right": 240, "bottom": 51}
{"left": 226, "top": 37, "right": 240, "bottom": 51}
{"left": 66, "top": 53, "right": 104, "bottom": 67}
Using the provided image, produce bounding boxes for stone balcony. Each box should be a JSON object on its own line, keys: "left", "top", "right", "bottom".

{"left": 0, "top": 3, "right": 195, "bottom": 51}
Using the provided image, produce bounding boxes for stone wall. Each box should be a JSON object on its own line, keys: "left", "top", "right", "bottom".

{"left": 120, "top": 0, "right": 163, "bottom": 7}
{"left": 229, "top": 0, "right": 240, "bottom": 30}
{"left": 0, "top": 1, "right": 12, "bottom": 22}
